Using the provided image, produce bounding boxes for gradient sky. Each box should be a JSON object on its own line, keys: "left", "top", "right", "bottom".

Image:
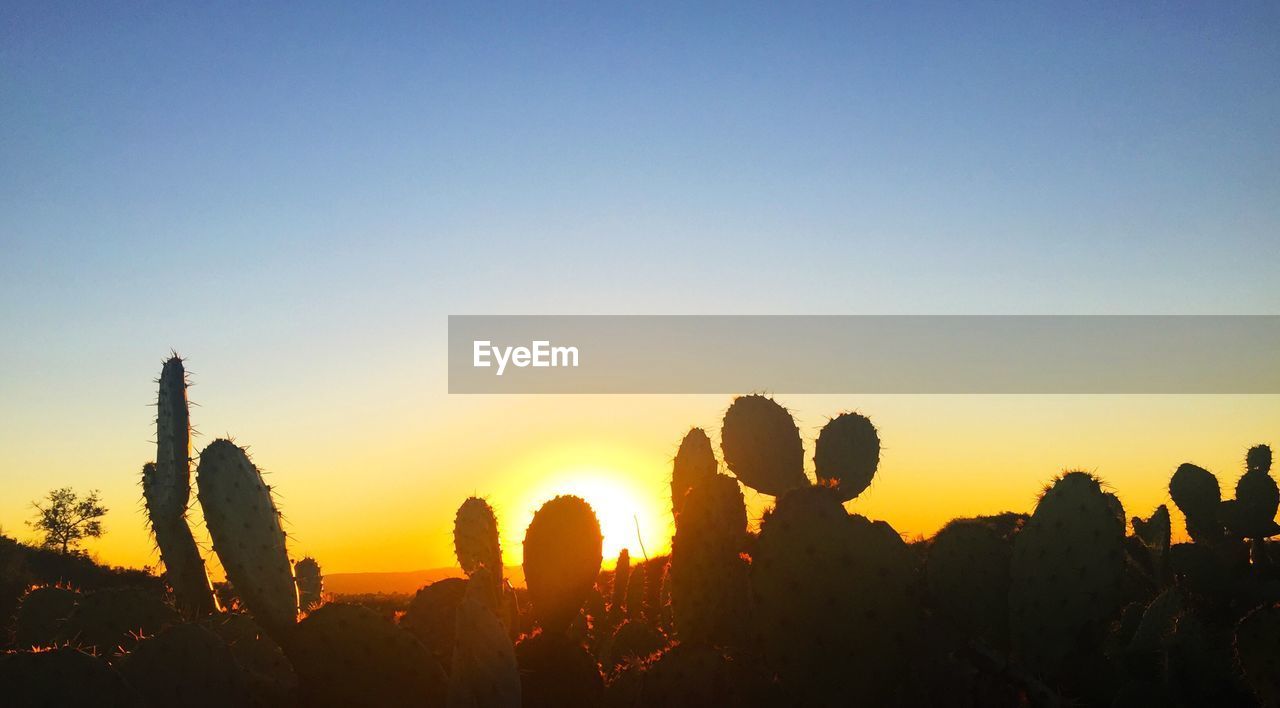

{"left": 2, "top": 3, "right": 1278, "bottom": 575}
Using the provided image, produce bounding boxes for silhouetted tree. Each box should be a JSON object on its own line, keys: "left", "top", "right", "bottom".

{"left": 27, "top": 487, "right": 107, "bottom": 555}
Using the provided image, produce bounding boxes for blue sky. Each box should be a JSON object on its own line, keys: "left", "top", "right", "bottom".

{"left": 1, "top": 3, "right": 1278, "bottom": 568}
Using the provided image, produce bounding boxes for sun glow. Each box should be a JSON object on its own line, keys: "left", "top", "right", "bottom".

{"left": 510, "top": 468, "right": 672, "bottom": 568}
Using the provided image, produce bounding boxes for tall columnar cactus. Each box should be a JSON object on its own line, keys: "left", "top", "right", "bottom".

{"left": 720, "top": 395, "right": 807, "bottom": 496}
{"left": 813, "top": 411, "right": 880, "bottom": 501}
{"left": 294, "top": 557, "right": 324, "bottom": 612}
{"left": 522, "top": 495, "right": 603, "bottom": 634}
{"left": 610, "top": 548, "right": 630, "bottom": 617}
{"left": 625, "top": 561, "right": 646, "bottom": 620}
{"left": 454, "top": 497, "right": 504, "bottom": 602}
{"left": 671, "top": 473, "right": 749, "bottom": 647}
{"left": 1010, "top": 471, "right": 1126, "bottom": 680}
{"left": 1169, "top": 463, "right": 1224, "bottom": 544}
{"left": 448, "top": 568, "right": 521, "bottom": 708}
{"left": 672, "top": 428, "right": 717, "bottom": 524}
{"left": 196, "top": 439, "right": 298, "bottom": 636}
{"left": 752, "top": 485, "right": 918, "bottom": 704}
{"left": 144, "top": 356, "right": 218, "bottom": 617}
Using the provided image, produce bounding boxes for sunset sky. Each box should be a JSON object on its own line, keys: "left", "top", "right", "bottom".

{"left": 2, "top": 4, "right": 1278, "bottom": 575}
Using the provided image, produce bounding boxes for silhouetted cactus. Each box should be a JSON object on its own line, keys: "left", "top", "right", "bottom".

{"left": 118, "top": 623, "right": 253, "bottom": 707}
{"left": 400, "top": 576, "right": 467, "bottom": 667}
{"left": 609, "top": 548, "right": 630, "bottom": 619}
{"left": 1221, "top": 444, "right": 1280, "bottom": 541}
{"left": 288, "top": 603, "right": 447, "bottom": 707}
{"left": 144, "top": 356, "right": 218, "bottom": 618}
{"left": 1170, "top": 462, "right": 1225, "bottom": 544}
{"left": 196, "top": 439, "right": 298, "bottom": 637}
{"left": 513, "top": 630, "right": 604, "bottom": 708}
{"left": 925, "top": 517, "right": 1010, "bottom": 647}
{"left": 57, "top": 586, "right": 178, "bottom": 655}
{"left": 522, "top": 495, "right": 603, "bottom": 634}
{"left": 720, "top": 395, "right": 807, "bottom": 496}
{"left": 204, "top": 612, "right": 298, "bottom": 708}
{"left": 294, "top": 557, "right": 323, "bottom": 612}
{"left": 13, "top": 584, "right": 78, "bottom": 648}
{"left": 670, "top": 473, "right": 749, "bottom": 647}
{"left": 813, "top": 411, "right": 880, "bottom": 501}
{"left": 1010, "top": 471, "right": 1126, "bottom": 682}
{"left": 671, "top": 428, "right": 717, "bottom": 523}
{"left": 0, "top": 646, "right": 141, "bottom": 707}
{"left": 639, "top": 640, "right": 778, "bottom": 707}
{"left": 601, "top": 618, "right": 665, "bottom": 669}
{"left": 454, "top": 497, "right": 504, "bottom": 604}
{"left": 624, "top": 561, "right": 646, "bottom": 620}
{"left": 448, "top": 568, "right": 521, "bottom": 708}
{"left": 752, "top": 485, "right": 918, "bottom": 704}
{"left": 1235, "top": 603, "right": 1280, "bottom": 708}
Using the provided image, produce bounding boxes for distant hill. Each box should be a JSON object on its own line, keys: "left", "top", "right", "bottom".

{"left": 326, "top": 565, "right": 526, "bottom": 595}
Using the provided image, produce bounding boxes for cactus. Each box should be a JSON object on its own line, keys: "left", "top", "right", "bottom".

{"left": 196, "top": 439, "right": 298, "bottom": 636}
{"left": 287, "top": 603, "right": 447, "bottom": 707}
{"left": 640, "top": 641, "right": 779, "bottom": 708}
{"left": 672, "top": 428, "right": 717, "bottom": 523}
{"left": 1220, "top": 444, "right": 1280, "bottom": 541}
{"left": 1010, "top": 471, "right": 1126, "bottom": 681}
{"left": 720, "top": 395, "right": 807, "bottom": 496}
{"left": 513, "top": 631, "right": 605, "bottom": 708}
{"left": 13, "top": 584, "right": 79, "bottom": 648}
{"left": 1131, "top": 505, "right": 1171, "bottom": 569}
{"left": 144, "top": 356, "right": 219, "bottom": 617}
{"left": 601, "top": 619, "right": 666, "bottom": 669}
{"left": 454, "top": 497, "right": 504, "bottom": 603}
{"left": 924, "top": 517, "right": 1010, "bottom": 647}
{"left": 625, "top": 561, "right": 646, "bottom": 620}
{"left": 448, "top": 568, "right": 521, "bottom": 708}
{"left": 58, "top": 587, "right": 179, "bottom": 656}
{"left": 813, "top": 411, "right": 880, "bottom": 501}
{"left": 400, "top": 576, "right": 468, "bottom": 667}
{"left": 1234, "top": 603, "right": 1280, "bottom": 708}
{"left": 609, "top": 548, "right": 630, "bottom": 618}
{"left": 1170, "top": 462, "right": 1224, "bottom": 544}
{"left": 118, "top": 623, "right": 253, "bottom": 707}
{"left": 751, "top": 485, "right": 918, "bottom": 703}
{"left": 204, "top": 613, "right": 298, "bottom": 708}
{"left": 522, "top": 495, "right": 603, "bottom": 634}
{"left": 670, "top": 473, "right": 749, "bottom": 647}
{"left": 0, "top": 647, "right": 141, "bottom": 706}
{"left": 294, "top": 557, "right": 323, "bottom": 612}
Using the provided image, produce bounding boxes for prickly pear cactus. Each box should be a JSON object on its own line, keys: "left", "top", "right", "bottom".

{"left": 1235, "top": 603, "right": 1280, "bottom": 708}
{"left": 447, "top": 569, "right": 521, "bottom": 708}
{"left": 522, "top": 495, "right": 603, "bottom": 634}
{"left": 514, "top": 631, "right": 604, "bottom": 708}
{"left": 671, "top": 473, "right": 749, "bottom": 647}
{"left": 1221, "top": 444, "right": 1279, "bottom": 540}
{"left": 400, "top": 576, "right": 468, "bottom": 668}
{"left": 672, "top": 428, "right": 717, "bottom": 523}
{"left": 454, "top": 496, "right": 504, "bottom": 601}
{"left": 925, "top": 518, "right": 1010, "bottom": 647}
{"left": 602, "top": 618, "right": 666, "bottom": 669}
{"left": 1170, "top": 462, "right": 1224, "bottom": 543}
{"left": 13, "top": 584, "right": 79, "bottom": 648}
{"left": 720, "top": 395, "right": 807, "bottom": 496}
{"left": 625, "top": 561, "right": 646, "bottom": 620}
{"left": 287, "top": 603, "right": 447, "bottom": 707}
{"left": 0, "top": 646, "right": 141, "bottom": 707}
{"left": 294, "top": 557, "right": 323, "bottom": 612}
{"left": 1010, "top": 471, "right": 1126, "bottom": 680}
{"left": 118, "top": 623, "right": 253, "bottom": 707}
{"left": 813, "top": 411, "right": 880, "bottom": 501}
{"left": 196, "top": 439, "right": 298, "bottom": 636}
{"left": 58, "top": 587, "right": 179, "bottom": 656}
{"left": 204, "top": 612, "right": 298, "bottom": 708}
{"left": 145, "top": 356, "right": 219, "bottom": 617}
{"left": 752, "top": 486, "right": 918, "bottom": 704}
{"left": 640, "top": 641, "right": 778, "bottom": 708}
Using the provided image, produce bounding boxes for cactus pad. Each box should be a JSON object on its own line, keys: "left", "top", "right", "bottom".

{"left": 720, "top": 395, "right": 807, "bottom": 496}
{"left": 522, "top": 495, "right": 603, "bottom": 633}
{"left": 813, "top": 411, "right": 880, "bottom": 501}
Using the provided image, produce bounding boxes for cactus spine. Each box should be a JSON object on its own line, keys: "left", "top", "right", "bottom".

{"left": 196, "top": 439, "right": 298, "bottom": 636}
{"left": 144, "top": 356, "right": 218, "bottom": 617}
